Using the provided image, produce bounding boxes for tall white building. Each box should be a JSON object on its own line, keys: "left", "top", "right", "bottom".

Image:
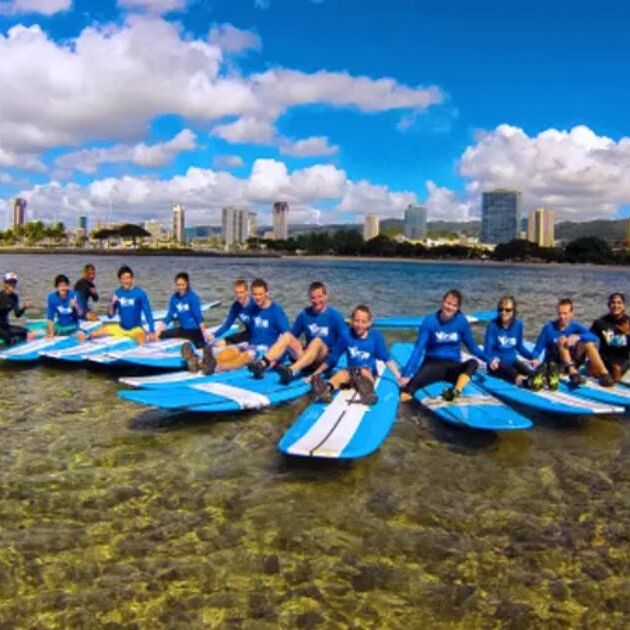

{"left": 144, "top": 219, "right": 163, "bottom": 240}
{"left": 364, "top": 214, "right": 380, "bottom": 241}
{"left": 12, "top": 198, "right": 27, "bottom": 230}
{"left": 404, "top": 205, "right": 427, "bottom": 240}
{"left": 272, "top": 201, "right": 289, "bottom": 240}
{"left": 527, "top": 208, "right": 555, "bottom": 247}
{"left": 172, "top": 204, "right": 185, "bottom": 243}
{"left": 222, "top": 207, "right": 253, "bottom": 247}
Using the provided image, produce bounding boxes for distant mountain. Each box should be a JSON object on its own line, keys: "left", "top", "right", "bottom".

{"left": 555, "top": 219, "right": 627, "bottom": 243}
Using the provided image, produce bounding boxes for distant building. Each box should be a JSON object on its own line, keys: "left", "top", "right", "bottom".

{"left": 78, "top": 215, "right": 88, "bottom": 233}
{"left": 248, "top": 212, "right": 257, "bottom": 240}
{"left": 272, "top": 201, "right": 289, "bottom": 240}
{"left": 172, "top": 204, "right": 185, "bottom": 243}
{"left": 480, "top": 189, "right": 521, "bottom": 244}
{"left": 404, "top": 205, "right": 427, "bottom": 240}
{"left": 12, "top": 198, "right": 27, "bottom": 230}
{"left": 527, "top": 208, "right": 555, "bottom": 247}
{"left": 144, "top": 219, "right": 163, "bottom": 240}
{"left": 222, "top": 207, "right": 251, "bottom": 247}
{"left": 364, "top": 214, "right": 380, "bottom": 241}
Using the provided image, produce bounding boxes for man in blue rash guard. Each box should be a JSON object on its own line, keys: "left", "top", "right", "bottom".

{"left": 249, "top": 281, "right": 347, "bottom": 383}
{"left": 46, "top": 274, "right": 85, "bottom": 340}
{"left": 91, "top": 265, "right": 155, "bottom": 344}
{"left": 399, "top": 289, "right": 488, "bottom": 402}
{"left": 532, "top": 297, "right": 614, "bottom": 388}
{"left": 310, "top": 304, "right": 402, "bottom": 405}
{"left": 485, "top": 295, "right": 541, "bottom": 388}
{"left": 205, "top": 278, "right": 253, "bottom": 347}
{"left": 156, "top": 272, "right": 207, "bottom": 348}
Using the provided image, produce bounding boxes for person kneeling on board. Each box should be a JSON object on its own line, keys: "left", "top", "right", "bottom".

{"left": 399, "top": 289, "right": 488, "bottom": 403}
{"left": 249, "top": 280, "right": 347, "bottom": 384}
{"left": 309, "top": 304, "right": 402, "bottom": 406}
{"left": 46, "top": 274, "right": 86, "bottom": 341}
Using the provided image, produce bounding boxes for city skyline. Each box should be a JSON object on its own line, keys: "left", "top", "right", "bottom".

{"left": 2, "top": 1, "right": 630, "bottom": 230}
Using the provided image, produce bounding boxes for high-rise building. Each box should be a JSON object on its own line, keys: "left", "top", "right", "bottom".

{"left": 272, "top": 201, "right": 289, "bottom": 240}
{"left": 404, "top": 205, "right": 427, "bottom": 240}
{"left": 144, "top": 219, "right": 163, "bottom": 240}
{"left": 172, "top": 203, "right": 185, "bottom": 243}
{"left": 364, "top": 214, "right": 380, "bottom": 241}
{"left": 78, "top": 215, "right": 88, "bottom": 233}
{"left": 480, "top": 189, "right": 521, "bottom": 244}
{"left": 222, "top": 207, "right": 251, "bottom": 247}
{"left": 12, "top": 198, "right": 27, "bottom": 229}
{"left": 626, "top": 219, "right": 630, "bottom": 248}
{"left": 248, "top": 212, "right": 257, "bottom": 240}
{"left": 527, "top": 208, "right": 555, "bottom": 247}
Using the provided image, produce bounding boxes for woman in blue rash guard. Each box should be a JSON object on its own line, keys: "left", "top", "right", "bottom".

{"left": 484, "top": 295, "right": 540, "bottom": 388}
{"left": 46, "top": 274, "right": 85, "bottom": 340}
{"left": 399, "top": 289, "right": 488, "bottom": 402}
{"left": 156, "top": 272, "right": 207, "bottom": 348}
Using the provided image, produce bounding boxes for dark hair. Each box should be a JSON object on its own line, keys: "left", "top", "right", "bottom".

{"left": 175, "top": 272, "right": 190, "bottom": 285}
{"left": 251, "top": 278, "right": 268, "bottom": 291}
{"left": 234, "top": 278, "right": 248, "bottom": 290}
{"left": 54, "top": 274, "right": 70, "bottom": 287}
{"left": 352, "top": 304, "right": 372, "bottom": 319}
{"left": 608, "top": 292, "right": 626, "bottom": 305}
{"left": 558, "top": 298, "right": 573, "bottom": 309}
{"left": 496, "top": 295, "right": 517, "bottom": 321}
{"left": 309, "top": 281, "right": 327, "bottom": 294}
{"left": 117, "top": 265, "right": 134, "bottom": 279}
{"left": 443, "top": 289, "right": 462, "bottom": 308}
{"left": 83, "top": 264, "right": 95, "bottom": 273}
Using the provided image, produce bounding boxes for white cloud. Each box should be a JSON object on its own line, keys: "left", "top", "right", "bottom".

{"left": 0, "top": 143, "right": 46, "bottom": 171}
{"left": 118, "top": 0, "right": 187, "bottom": 14}
{"left": 54, "top": 129, "right": 198, "bottom": 175}
{"left": 212, "top": 154, "right": 244, "bottom": 169}
{"left": 280, "top": 136, "right": 338, "bottom": 157}
{"left": 336, "top": 180, "right": 416, "bottom": 218}
{"left": 0, "top": 0, "right": 71, "bottom": 16}
{"left": 424, "top": 180, "right": 473, "bottom": 221}
{"left": 0, "top": 172, "right": 14, "bottom": 184}
{"left": 208, "top": 23, "right": 261, "bottom": 54}
{"left": 212, "top": 117, "right": 276, "bottom": 144}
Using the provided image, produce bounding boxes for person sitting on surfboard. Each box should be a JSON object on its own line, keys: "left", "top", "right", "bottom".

{"left": 484, "top": 295, "right": 541, "bottom": 388}
{"left": 156, "top": 272, "right": 208, "bottom": 348}
{"left": 74, "top": 263, "right": 99, "bottom": 321}
{"left": 46, "top": 274, "right": 85, "bottom": 340}
{"left": 91, "top": 265, "right": 155, "bottom": 344}
{"left": 590, "top": 292, "right": 630, "bottom": 382}
{"left": 532, "top": 298, "right": 614, "bottom": 389}
{"left": 249, "top": 281, "right": 347, "bottom": 383}
{"left": 309, "top": 304, "right": 402, "bottom": 406}
{"left": 0, "top": 272, "right": 34, "bottom": 346}
{"left": 204, "top": 278, "right": 254, "bottom": 348}
{"left": 399, "top": 289, "right": 487, "bottom": 402}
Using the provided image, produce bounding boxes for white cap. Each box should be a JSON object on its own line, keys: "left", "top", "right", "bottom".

{"left": 3, "top": 271, "right": 18, "bottom": 283}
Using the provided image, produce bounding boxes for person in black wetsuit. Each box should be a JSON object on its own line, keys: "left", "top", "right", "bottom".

{"left": 73, "top": 263, "right": 99, "bottom": 321}
{"left": 590, "top": 292, "right": 630, "bottom": 382}
{"left": 0, "top": 272, "right": 33, "bottom": 345}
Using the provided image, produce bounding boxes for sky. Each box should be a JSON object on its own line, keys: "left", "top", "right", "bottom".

{"left": 1, "top": 0, "right": 630, "bottom": 229}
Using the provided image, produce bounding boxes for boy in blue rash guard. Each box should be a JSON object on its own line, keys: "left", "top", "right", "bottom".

{"left": 156, "top": 272, "right": 207, "bottom": 348}
{"left": 250, "top": 281, "right": 347, "bottom": 384}
{"left": 485, "top": 295, "right": 540, "bottom": 388}
{"left": 91, "top": 265, "right": 155, "bottom": 344}
{"left": 532, "top": 298, "right": 614, "bottom": 388}
{"left": 310, "top": 304, "right": 402, "bottom": 406}
{"left": 399, "top": 289, "right": 487, "bottom": 402}
{"left": 206, "top": 279, "right": 253, "bottom": 347}
{"left": 46, "top": 274, "right": 85, "bottom": 340}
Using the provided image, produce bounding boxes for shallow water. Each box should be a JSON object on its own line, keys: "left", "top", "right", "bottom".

{"left": 1, "top": 254, "right": 629, "bottom": 628}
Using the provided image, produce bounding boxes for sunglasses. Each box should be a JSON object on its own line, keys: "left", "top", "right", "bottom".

{"left": 499, "top": 307, "right": 513, "bottom": 312}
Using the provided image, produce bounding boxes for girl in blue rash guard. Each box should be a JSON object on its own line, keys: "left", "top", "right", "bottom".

{"left": 156, "top": 272, "right": 207, "bottom": 348}
{"left": 46, "top": 274, "right": 85, "bottom": 339}
{"left": 310, "top": 304, "right": 402, "bottom": 406}
{"left": 400, "top": 289, "right": 487, "bottom": 402}
{"left": 484, "top": 295, "right": 540, "bottom": 387}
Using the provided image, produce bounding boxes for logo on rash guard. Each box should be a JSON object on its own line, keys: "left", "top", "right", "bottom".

{"left": 119, "top": 297, "right": 136, "bottom": 307}
{"left": 435, "top": 331, "right": 459, "bottom": 343}
{"left": 254, "top": 316, "right": 269, "bottom": 329}
{"left": 348, "top": 346, "right": 370, "bottom": 362}
{"left": 57, "top": 305, "right": 73, "bottom": 315}
{"left": 307, "top": 324, "right": 329, "bottom": 338}
{"left": 603, "top": 330, "right": 628, "bottom": 347}
{"left": 239, "top": 314, "right": 250, "bottom": 324}
{"left": 497, "top": 335, "right": 517, "bottom": 347}
{"left": 176, "top": 303, "right": 190, "bottom": 313}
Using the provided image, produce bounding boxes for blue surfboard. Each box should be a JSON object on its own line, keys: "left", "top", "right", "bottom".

{"left": 560, "top": 376, "right": 630, "bottom": 409}
{"left": 41, "top": 336, "right": 137, "bottom": 363}
{"left": 373, "top": 309, "right": 495, "bottom": 330}
{"left": 278, "top": 361, "right": 399, "bottom": 459}
{"left": 0, "top": 335, "right": 79, "bottom": 362}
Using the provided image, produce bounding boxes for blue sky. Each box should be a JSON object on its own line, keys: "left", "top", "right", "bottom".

{"left": 1, "top": 0, "right": 630, "bottom": 228}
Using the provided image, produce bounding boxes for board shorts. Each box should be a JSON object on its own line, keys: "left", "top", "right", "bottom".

{"left": 488, "top": 359, "right": 533, "bottom": 383}
{"left": 55, "top": 323, "right": 80, "bottom": 336}
{"left": 404, "top": 358, "right": 478, "bottom": 394}
{"left": 99, "top": 323, "right": 145, "bottom": 343}
{"left": 160, "top": 327, "right": 205, "bottom": 348}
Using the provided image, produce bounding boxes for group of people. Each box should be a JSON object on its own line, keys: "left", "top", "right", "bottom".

{"left": 1, "top": 263, "right": 628, "bottom": 406}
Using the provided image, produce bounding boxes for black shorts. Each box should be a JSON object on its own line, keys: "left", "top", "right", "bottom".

{"left": 488, "top": 359, "right": 533, "bottom": 383}
{"left": 404, "top": 357, "right": 478, "bottom": 393}
{"left": 161, "top": 327, "right": 205, "bottom": 348}
{"left": 0, "top": 325, "right": 28, "bottom": 346}
{"left": 224, "top": 329, "right": 250, "bottom": 345}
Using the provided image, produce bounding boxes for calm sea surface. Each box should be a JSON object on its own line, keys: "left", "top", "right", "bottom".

{"left": 1, "top": 254, "right": 629, "bottom": 628}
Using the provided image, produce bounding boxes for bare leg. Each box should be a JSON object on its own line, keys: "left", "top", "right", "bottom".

{"left": 329, "top": 368, "right": 351, "bottom": 391}
{"left": 580, "top": 341, "right": 609, "bottom": 376}
{"left": 556, "top": 339, "right": 578, "bottom": 375}
{"left": 216, "top": 351, "right": 254, "bottom": 372}
{"left": 265, "top": 332, "right": 303, "bottom": 365}
{"left": 288, "top": 337, "right": 328, "bottom": 375}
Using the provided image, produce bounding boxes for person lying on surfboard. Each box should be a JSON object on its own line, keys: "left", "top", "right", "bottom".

{"left": 249, "top": 280, "right": 347, "bottom": 384}
{"left": 589, "top": 292, "right": 630, "bottom": 383}
{"left": 0, "top": 272, "right": 34, "bottom": 346}
{"left": 46, "top": 274, "right": 86, "bottom": 341}
{"left": 484, "top": 295, "right": 541, "bottom": 389}
{"left": 309, "top": 304, "right": 402, "bottom": 406}
{"left": 399, "top": 289, "right": 488, "bottom": 402}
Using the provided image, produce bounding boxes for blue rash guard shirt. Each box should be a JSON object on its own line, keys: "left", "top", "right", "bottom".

{"left": 213, "top": 299, "right": 254, "bottom": 338}
{"left": 484, "top": 318, "right": 535, "bottom": 365}
{"left": 110, "top": 286, "right": 155, "bottom": 332}
{"left": 164, "top": 290, "right": 204, "bottom": 331}
{"left": 328, "top": 328, "right": 390, "bottom": 373}
{"left": 249, "top": 302, "right": 290, "bottom": 348}
{"left": 291, "top": 306, "right": 347, "bottom": 348}
{"left": 46, "top": 290, "right": 81, "bottom": 328}
{"left": 532, "top": 320, "right": 598, "bottom": 358}
{"left": 402, "top": 311, "right": 488, "bottom": 378}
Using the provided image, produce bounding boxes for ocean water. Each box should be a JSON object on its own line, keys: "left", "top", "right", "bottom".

{"left": 1, "top": 253, "right": 629, "bottom": 628}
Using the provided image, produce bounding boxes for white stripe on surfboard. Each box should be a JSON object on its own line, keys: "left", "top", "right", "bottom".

{"left": 536, "top": 388, "right": 625, "bottom": 414}
{"left": 566, "top": 377, "right": 630, "bottom": 403}
{"left": 120, "top": 371, "right": 206, "bottom": 387}
{"left": 191, "top": 382, "right": 270, "bottom": 409}
{"left": 44, "top": 337, "right": 125, "bottom": 358}
{"left": 0, "top": 336, "right": 67, "bottom": 357}
{"left": 288, "top": 362, "right": 385, "bottom": 457}
{"left": 420, "top": 393, "right": 498, "bottom": 410}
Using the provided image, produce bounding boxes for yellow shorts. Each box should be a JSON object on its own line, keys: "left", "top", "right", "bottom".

{"left": 99, "top": 324, "right": 145, "bottom": 343}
